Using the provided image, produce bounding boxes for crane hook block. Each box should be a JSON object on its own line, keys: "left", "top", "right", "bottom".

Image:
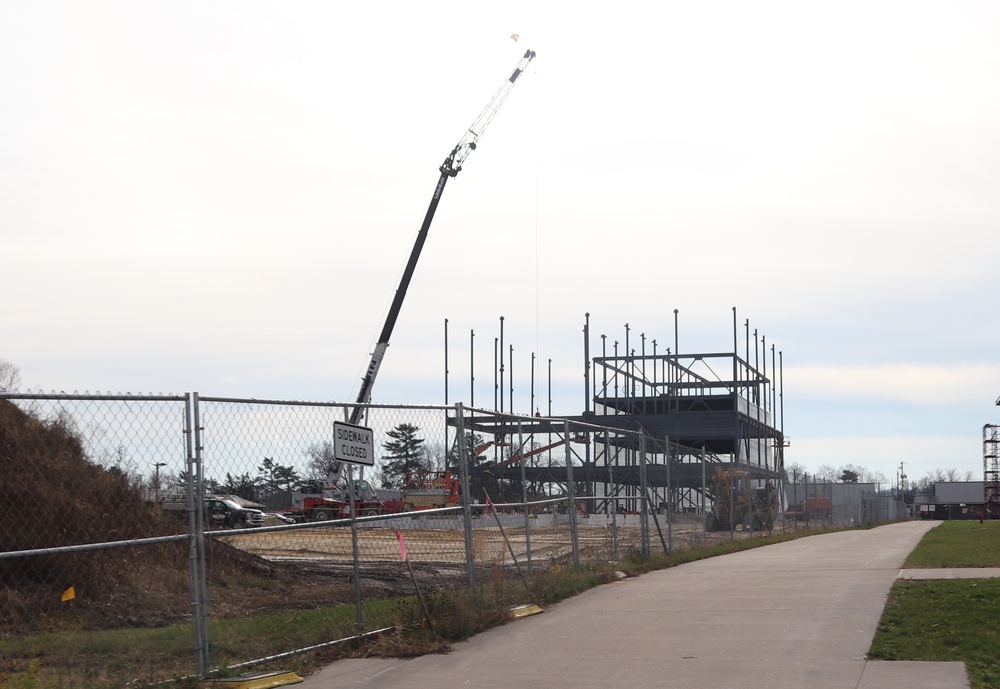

{"left": 509, "top": 68, "right": 522, "bottom": 84}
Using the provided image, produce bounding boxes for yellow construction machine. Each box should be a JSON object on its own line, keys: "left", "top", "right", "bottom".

{"left": 706, "top": 467, "right": 778, "bottom": 533}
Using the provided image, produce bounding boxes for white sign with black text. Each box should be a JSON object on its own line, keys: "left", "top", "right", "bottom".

{"left": 333, "top": 421, "right": 375, "bottom": 466}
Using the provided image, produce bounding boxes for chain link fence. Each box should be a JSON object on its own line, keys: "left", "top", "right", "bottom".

{"left": 1, "top": 392, "right": 906, "bottom": 686}
{"left": 783, "top": 479, "right": 908, "bottom": 528}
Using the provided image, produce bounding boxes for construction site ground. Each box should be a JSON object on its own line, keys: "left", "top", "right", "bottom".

{"left": 215, "top": 515, "right": 802, "bottom": 596}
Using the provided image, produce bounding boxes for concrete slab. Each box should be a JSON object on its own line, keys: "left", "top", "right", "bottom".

{"left": 299, "top": 521, "right": 971, "bottom": 689}
{"left": 900, "top": 567, "right": 1000, "bottom": 579}
{"left": 858, "top": 661, "right": 970, "bottom": 688}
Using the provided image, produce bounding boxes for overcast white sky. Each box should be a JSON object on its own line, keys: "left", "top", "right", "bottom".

{"left": 2, "top": 1, "right": 998, "bottom": 486}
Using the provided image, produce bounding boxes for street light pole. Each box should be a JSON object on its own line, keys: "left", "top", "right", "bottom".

{"left": 153, "top": 462, "right": 167, "bottom": 502}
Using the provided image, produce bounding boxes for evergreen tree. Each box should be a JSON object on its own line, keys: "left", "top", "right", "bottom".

{"left": 839, "top": 468, "right": 860, "bottom": 483}
{"left": 257, "top": 457, "right": 300, "bottom": 497}
{"left": 221, "top": 472, "right": 257, "bottom": 501}
{"left": 381, "top": 423, "right": 430, "bottom": 488}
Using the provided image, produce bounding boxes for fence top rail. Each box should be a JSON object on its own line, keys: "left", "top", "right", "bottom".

{"left": 0, "top": 391, "right": 188, "bottom": 402}
{"left": 0, "top": 532, "right": 191, "bottom": 560}
{"left": 196, "top": 396, "right": 455, "bottom": 412}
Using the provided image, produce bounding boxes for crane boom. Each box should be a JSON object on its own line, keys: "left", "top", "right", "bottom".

{"left": 344, "top": 49, "right": 536, "bottom": 449}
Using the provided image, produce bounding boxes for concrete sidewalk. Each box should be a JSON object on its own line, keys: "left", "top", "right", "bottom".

{"left": 298, "top": 521, "right": 969, "bottom": 688}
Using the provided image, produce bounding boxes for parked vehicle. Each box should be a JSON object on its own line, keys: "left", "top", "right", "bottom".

{"left": 205, "top": 497, "right": 264, "bottom": 529}
{"left": 786, "top": 495, "right": 832, "bottom": 522}
{"left": 290, "top": 469, "right": 467, "bottom": 520}
{"left": 290, "top": 479, "right": 405, "bottom": 521}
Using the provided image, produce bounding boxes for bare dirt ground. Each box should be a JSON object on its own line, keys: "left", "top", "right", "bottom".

{"left": 212, "top": 515, "right": 775, "bottom": 595}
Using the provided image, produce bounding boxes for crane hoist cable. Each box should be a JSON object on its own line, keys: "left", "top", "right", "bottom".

{"left": 346, "top": 49, "right": 537, "bottom": 435}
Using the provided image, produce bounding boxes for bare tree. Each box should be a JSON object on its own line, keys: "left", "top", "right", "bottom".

{"left": 917, "top": 467, "right": 977, "bottom": 491}
{"left": 814, "top": 464, "right": 839, "bottom": 482}
{"left": 0, "top": 357, "right": 21, "bottom": 392}
{"left": 784, "top": 461, "right": 806, "bottom": 484}
{"left": 839, "top": 463, "right": 887, "bottom": 486}
{"left": 422, "top": 440, "right": 447, "bottom": 472}
{"left": 304, "top": 441, "right": 337, "bottom": 481}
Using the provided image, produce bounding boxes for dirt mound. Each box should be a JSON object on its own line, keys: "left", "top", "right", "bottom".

{"left": 0, "top": 400, "right": 174, "bottom": 553}
{"left": 0, "top": 400, "right": 184, "bottom": 630}
{"left": 0, "top": 400, "right": 354, "bottom": 633}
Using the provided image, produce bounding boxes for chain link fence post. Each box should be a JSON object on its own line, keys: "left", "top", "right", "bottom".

{"left": 190, "top": 391, "right": 211, "bottom": 677}
{"left": 665, "top": 435, "right": 673, "bottom": 555}
{"left": 564, "top": 421, "right": 581, "bottom": 570}
{"left": 455, "top": 403, "right": 477, "bottom": 596}
{"left": 639, "top": 434, "right": 650, "bottom": 556}
{"left": 606, "top": 433, "right": 619, "bottom": 561}
{"left": 516, "top": 420, "right": 533, "bottom": 573}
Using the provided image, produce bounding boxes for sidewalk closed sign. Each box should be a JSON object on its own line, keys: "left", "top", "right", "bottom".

{"left": 333, "top": 421, "right": 375, "bottom": 466}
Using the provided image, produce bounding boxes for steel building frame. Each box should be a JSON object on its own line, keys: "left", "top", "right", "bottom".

{"left": 446, "top": 311, "right": 786, "bottom": 517}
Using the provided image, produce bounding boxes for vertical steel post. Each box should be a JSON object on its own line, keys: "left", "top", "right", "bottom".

{"left": 564, "top": 421, "right": 581, "bottom": 569}
{"left": 601, "top": 334, "right": 607, "bottom": 402}
{"left": 701, "top": 445, "right": 707, "bottom": 530}
{"left": 499, "top": 316, "right": 505, "bottom": 414}
{"left": 583, "top": 315, "right": 592, "bottom": 497}
{"left": 643, "top": 435, "right": 668, "bottom": 555}
{"left": 652, "top": 339, "right": 658, "bottom": 396}
{"left": 731, "top": 423, "right": 741, "bottom": 541}
{"left": 509, "top": 344, "right": 514, "bottom": 415}
{"left": 455, "top": 404, "right": 477, "bottom": 595}
{"left": 674, "top": 309, "right": 679, "bottom": 359}
{"left": 347, "top": 463, "right": 364, "bottom": 636}
{"left": 531, "top": 353, "right": 536, "bottom": 417}
{"left": 517, "top": 421, "right": 532, "bottom": 573}
{"left": 583, "top": 314, "right": 591, "bottom": 415}
{"left": 624, "top": 323, "right": 631, "bottom": 398}
{"left": 640, "top": 333, "right": 646, "bottom": 413}
{"left": 606, "top": 434, "right": 618, "bottom": 561}
{"left": 184, "top": 394, "right": 205, "bottom": 678}
{"left": 639, "top": 434, "right": 650, "bottom": 556}
{"left": 190, "top": 393, "right": 210, "bottom": 676}
{"left": 613, "top": 340, "right": 619, "bottom": 400}
{"left": 665, "top": 435, "right": 673, "bottom": 554}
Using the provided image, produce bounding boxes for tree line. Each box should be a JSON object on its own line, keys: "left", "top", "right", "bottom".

{"left": 784, "top": 461, "right": 975, "bottom": 495}
{"left": 140, "top": 422, "right": 552, "bottom": 504}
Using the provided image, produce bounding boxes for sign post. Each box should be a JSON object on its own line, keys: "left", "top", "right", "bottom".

{"left": 333, "top": 420, "right": 375, "bottom": 637}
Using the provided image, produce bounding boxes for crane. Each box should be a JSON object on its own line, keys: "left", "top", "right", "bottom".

{"left": 336, "top": 49, "right": 537, "bottom": 484}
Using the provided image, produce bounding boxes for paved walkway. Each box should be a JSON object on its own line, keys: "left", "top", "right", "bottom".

{"left": 299, "top": 521, "right": 970, "bottom": 688}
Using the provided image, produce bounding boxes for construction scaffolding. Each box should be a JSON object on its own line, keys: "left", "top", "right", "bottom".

{"left": 985, "top": 423, "right": 1000, "bottom": 516}
{"left": 445, "top": 310, "right": 786, "bottom": 531}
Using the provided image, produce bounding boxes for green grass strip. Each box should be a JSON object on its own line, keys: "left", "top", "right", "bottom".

{"left": 903, "top": 521, "right": 1000, "bottom": 568}
{"left": 870, "top": 578, "right": 1000, "bottom": 689}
